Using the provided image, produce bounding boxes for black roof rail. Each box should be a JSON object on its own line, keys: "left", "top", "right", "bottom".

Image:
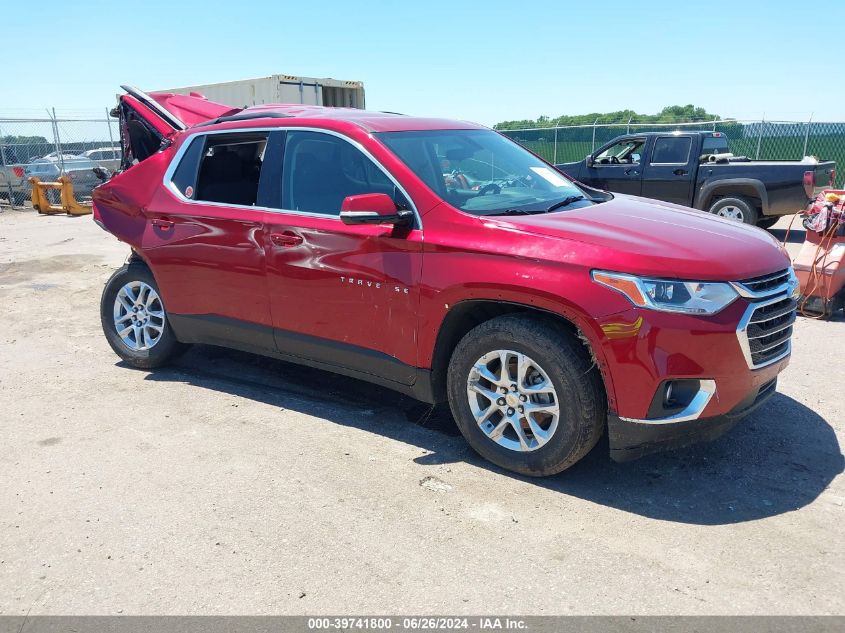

{"left": 193, "top": 111, "right": 293, "bottom": 128}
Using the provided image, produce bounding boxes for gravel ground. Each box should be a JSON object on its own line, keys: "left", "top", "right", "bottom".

{"left": 0, "top": 209, "right": 842, "bottom": 615}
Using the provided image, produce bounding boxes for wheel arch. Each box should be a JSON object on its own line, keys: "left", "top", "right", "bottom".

{"left": 427, "top": 299, "right": 615, "bottom": 409}
{"left": 695, "top": 178, "right": 769, "bottom": 214}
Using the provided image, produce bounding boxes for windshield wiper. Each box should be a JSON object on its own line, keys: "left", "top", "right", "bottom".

{"left": 544, "top": 195, "right": 586, "bottom": 213}
{"left": 483, "top": 195, "right": 588, "bottom": 217}
{"left": 483, "top": 208, "right": 540, "bottom": 216}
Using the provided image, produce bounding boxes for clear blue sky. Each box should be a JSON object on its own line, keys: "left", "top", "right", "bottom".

{"left": 1, "top": 0, "right": 843, "bottom": 124}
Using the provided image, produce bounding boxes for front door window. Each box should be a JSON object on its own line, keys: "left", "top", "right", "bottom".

{"left": 282, "top": 131, "right": 408, "bottom": 214}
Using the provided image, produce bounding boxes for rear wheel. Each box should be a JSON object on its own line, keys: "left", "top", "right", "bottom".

{"left": 446, "top": 314, "right": 605, "bottom": 476}
{"left": 708, "top": 196, "right": 759, "bottom": 225}
{"left": 100, "top": 263, "right": 188, "bottom": 368}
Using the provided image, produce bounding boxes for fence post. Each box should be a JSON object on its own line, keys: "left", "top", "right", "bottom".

{"left": 46, "top": 108, "right": 64, "bottom": 172}
{"left": 626, "top": 117, "right": 632, "bottom": 134}
{"left": 755, "top": 117, "right": 764, "bottom": 160}
{"left": 553, "top": 126, "right": 558, "bottom": 164}
{"left": 591, "top": 118, "right": 599, "bottom": 153}
{"left": 105, "top": 107, "right": 116, "bottom": 154}
{"left": 0, "top": 124, "right": 15, "bottom": 209}
{"left": 802, "top": 113, "right": 813, "bottom": 157}
{"left": 712, "top": 116, "right": 717, "bottom": 131}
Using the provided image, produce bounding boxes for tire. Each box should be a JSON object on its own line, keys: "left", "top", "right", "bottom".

{"left": 100, "top": 262, "right": 188, "bottom": 368}
{"left": 708, "top": 196, "right": 759, "bottom": 225}
{"left": 446, "top": 314, "right": 606, "bottom": 476}
{"left": 11, "top": 192, "right": 26, "bottom": 206}
{"left": 757, "top": 216, "right": 779, "bottom": 230}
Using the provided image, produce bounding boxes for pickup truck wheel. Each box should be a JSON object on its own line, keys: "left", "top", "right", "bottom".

{"left": 100, "top": 263, "right": 188, "bottom": 369}
{"left": 447, "top": 314, "right": 605, "bottom": 476}
{"left": 12, "top": 192, "right": 26, "bottom": 206}
{"left": 708, "top": 197, "right": 758, "bottom": 224}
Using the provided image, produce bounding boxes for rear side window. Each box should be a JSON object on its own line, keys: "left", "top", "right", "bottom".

{"left": 702, "top": 136, "right": 729, "bottom": 155}
{"left": 181, "top": 132, "right": 269, "bottom": 206}
{"left": 651, "top": 137, "right": 692, "bottom": 164}
{"left": 281, "top": 130, "right": 406, "bottom": 216}
{"left": 170, "top": 137, "right": 205, "bottom": 198}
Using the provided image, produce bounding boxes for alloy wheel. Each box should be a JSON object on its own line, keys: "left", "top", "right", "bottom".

{"left": 113, "top": 281, "right": 165, "bottom": 351}
{"left": 466, "top": 349, "right": 560, "bottom": 452}
{"left": 716, "top": 205, "right": 744, "bottom": 221}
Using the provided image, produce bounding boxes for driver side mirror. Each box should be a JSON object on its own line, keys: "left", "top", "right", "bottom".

{"left": 339, "top": 193, "right": 413, "bottom": 227}
{"left": 585, "top": 154, "right": 595, "bottom": 168}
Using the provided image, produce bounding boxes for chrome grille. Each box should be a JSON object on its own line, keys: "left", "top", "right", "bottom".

{"left": 733, "top": 268, "right": 791, "bottom": 298}
{"left": 737, "top": 294, "right": 797, "bottom": 369}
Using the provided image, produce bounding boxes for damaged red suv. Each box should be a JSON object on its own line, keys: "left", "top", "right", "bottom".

{"left": 93, "top": 86, "right": 798, "bottom": 476}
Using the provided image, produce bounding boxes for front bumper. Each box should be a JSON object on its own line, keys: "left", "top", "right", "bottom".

{"left": 608, "top": 377, "right": 777, "bottom": 462}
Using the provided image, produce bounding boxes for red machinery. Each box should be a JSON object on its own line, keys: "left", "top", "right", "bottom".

{"left": 793, "top": 190, "right": 845, "bottom": 318}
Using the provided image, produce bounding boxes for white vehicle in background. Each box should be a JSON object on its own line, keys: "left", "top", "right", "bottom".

{"left": 0, "top": 146, "right": 27, "bottom": 206}
{"left": 83, "top": 147, "right": 121, "bottom": 171}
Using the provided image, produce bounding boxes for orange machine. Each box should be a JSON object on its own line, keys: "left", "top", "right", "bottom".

{"left": 793, "top": 190, "right": 845, "bottom": 318}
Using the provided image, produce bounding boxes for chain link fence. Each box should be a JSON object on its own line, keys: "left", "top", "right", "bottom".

{"left": 500, "top": 119, "right": 844, "bottom": 187}
{"left": 3, "top": 114, "right": 843, "bottom": 210}
{"left": 0, "top": 110, "right": 118, "bottom": 209}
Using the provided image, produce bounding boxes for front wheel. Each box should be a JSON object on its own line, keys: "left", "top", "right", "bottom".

{"left": 446, "top": 314, "right": 606, "bottom": 476}
{"left": 100, "top": 263, "right": 188, "bottom": 368}
{"left": 708, "top": 196, "right": 759, "bottom": 225}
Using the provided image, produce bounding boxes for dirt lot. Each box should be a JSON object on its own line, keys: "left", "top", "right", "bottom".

{"left": 0, "top": 208, "right": 843, "bottom": 615}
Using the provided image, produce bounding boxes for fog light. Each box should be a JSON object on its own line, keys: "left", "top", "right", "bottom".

{"left": 649, "top": 379, "right": 703, "bottom": 418}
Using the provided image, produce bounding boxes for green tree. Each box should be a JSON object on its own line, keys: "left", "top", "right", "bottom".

{"left": 494, "top": 105, "right": 724, "bottom": 130}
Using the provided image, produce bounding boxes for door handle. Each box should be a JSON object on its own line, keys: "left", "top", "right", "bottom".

{"left": 270, "top": 231, "right": 303, "bottom": 247}
{"left": 673, "top": 169, "right": 689, "bottom": 176}
{"left": 151, "top": 218, "right": 174, "bottom": 230}
{"left": 625, "top": 169, "right": 640, "bottom": 176}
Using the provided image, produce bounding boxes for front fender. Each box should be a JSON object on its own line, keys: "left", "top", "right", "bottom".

{"left": 419, "top": 282, "right": 624, "bottom": 413}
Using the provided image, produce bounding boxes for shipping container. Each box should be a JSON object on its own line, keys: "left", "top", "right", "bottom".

{"left": 156, "top": 74, "right": 365, "bottom": 109}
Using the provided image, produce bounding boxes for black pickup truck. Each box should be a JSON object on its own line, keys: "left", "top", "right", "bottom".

{"left": 555, "top": 131, "right": 837, "bottom": 228}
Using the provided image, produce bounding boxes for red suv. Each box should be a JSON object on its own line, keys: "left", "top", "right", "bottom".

{"left": 93, "top": 87, "right": 798, "bottom": 476}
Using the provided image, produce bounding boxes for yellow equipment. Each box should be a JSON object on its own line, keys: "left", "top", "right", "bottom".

{"left": 29, "top": 176, "right": 92, "bottom": 216}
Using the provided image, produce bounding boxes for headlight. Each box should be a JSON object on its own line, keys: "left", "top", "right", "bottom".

{"left": 592, "top": 270, "right": 738, "bottom": 315}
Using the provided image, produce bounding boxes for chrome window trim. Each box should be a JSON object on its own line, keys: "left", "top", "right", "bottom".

{"left": 160, "top": 126, "right": 422, "bottom": 229}
{"left": 619, "top": 380, "right": 717, "bottom": 425}
{"left": 735, "top": 292, "right": 795, "bottom": 370}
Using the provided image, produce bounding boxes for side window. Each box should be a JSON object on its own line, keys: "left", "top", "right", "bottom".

{"left": 170, "top": 136, "right": 205, "bottom": 199}
{"left": 282, "top": 131, "right": 407, "bottom": 216}
{"left": 193, "top": 132, "right": 269, "bottom": 206}
{"left": 594, "top": 139, "right": 645, "bottom": 165}
{"left": 651, "top": 137, "right": 692, "bottom": 165}
{"left": 701, "top": 136, "right": 729, "bottom": 156}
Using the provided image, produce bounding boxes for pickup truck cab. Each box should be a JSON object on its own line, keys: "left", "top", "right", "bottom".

{"left": 556, "top": 131, "right": 836, "bottom": 228}
{"left": 92, "top": 88, "right": 798, "bottom": 476}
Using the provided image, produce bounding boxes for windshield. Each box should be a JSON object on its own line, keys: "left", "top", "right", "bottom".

{"left": 377, "top": 129, "right": 593, "bottom": 215}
